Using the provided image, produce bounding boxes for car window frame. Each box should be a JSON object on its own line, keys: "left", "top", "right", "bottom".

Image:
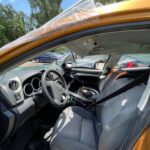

{"left": 1, "top": 21, "right": 150, "bottom": 75}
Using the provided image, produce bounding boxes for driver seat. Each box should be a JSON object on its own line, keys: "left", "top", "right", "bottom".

{"left": 50, "top": 78, "right": 145, "bottom": 150}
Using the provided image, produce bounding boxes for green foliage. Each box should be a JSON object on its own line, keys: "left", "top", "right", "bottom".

{"left": 28, "top": 0, "right": 62, "bottom": 28}
{"left": 0, "top": 0, "right": 62, "bottom": 47}
{"left": 0, "top": 4, "right": 27, "bottom": 47}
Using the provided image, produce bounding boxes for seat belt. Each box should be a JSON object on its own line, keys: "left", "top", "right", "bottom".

{"left": 93, "top": 71, "right": 150, "bottom": 106}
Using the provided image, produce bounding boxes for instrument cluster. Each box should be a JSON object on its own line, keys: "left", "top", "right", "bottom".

{"left": 23, "top": 74, "right": 42, "bottom": 97}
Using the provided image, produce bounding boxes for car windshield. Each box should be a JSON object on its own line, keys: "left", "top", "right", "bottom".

{"left": 20, "top": 47, "right": 109, "bottom": 71}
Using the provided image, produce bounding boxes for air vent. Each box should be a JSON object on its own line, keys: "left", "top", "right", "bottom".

{"left": 9, "top": 80, "right": 19, "bottom": 91}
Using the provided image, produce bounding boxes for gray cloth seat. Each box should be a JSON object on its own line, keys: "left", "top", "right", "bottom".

{"left": 50, "top": 106, "right": 96, "bottom": 150}
{"left": 50, "top": 78, "right": 146, "bottom": 150}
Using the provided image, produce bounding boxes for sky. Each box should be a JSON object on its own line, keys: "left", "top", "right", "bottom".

{"left": 0, "top": 0, "right": 78, "bottom": 16}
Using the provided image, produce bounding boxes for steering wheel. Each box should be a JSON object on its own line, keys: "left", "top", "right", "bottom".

{"left": 41, "top": 70, "right": 68, "bottom": 107}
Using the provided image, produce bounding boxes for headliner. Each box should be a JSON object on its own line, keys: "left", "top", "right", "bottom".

{"left": 65, "top": 29, "right": 150, "bottom": 67}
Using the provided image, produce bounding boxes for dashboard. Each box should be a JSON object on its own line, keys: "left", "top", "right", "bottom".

{"left": 0, "top": 64, "right": 64, "bottom": 143}
{"left": 0, "top": 63, "right": 64, "bottom": 107}
{"left": 0, "top": 72, "right": 43, "bottom": 106}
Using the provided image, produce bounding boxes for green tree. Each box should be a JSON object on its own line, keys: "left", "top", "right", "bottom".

{"left": 0, "top": 4, "right": 27, "bottom": 47}
{"left": 28, "top": 0, "right": 62, "bottom": 28}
